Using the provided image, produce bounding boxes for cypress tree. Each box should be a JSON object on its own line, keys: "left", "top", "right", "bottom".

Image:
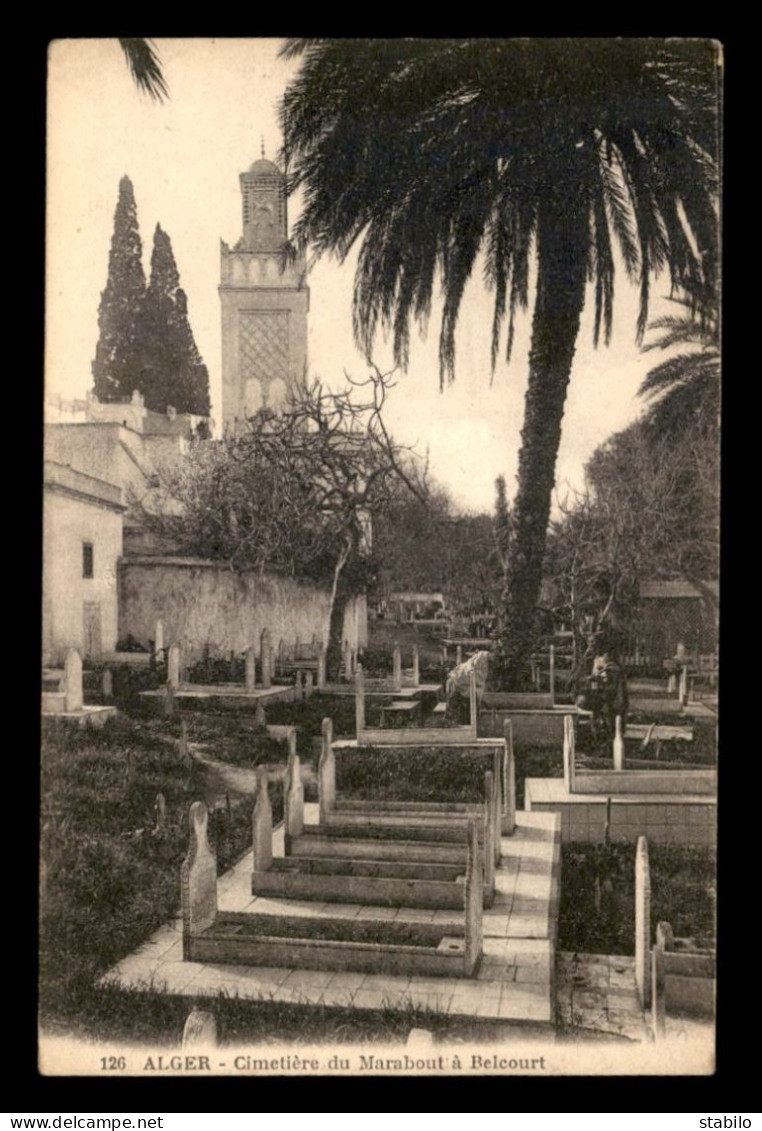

{"left": 91, "top": 176, "right": 148, "bottom": 402}
{"left": 142, "top": 224, "right": 211, "bottom": 415}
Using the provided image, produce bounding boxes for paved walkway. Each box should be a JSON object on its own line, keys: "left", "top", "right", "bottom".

{"left": 101, "top": 806, "right": 560, "bottom": 1028}
{"left": 556, "top": 953, "right": 649, "bottom": 1042}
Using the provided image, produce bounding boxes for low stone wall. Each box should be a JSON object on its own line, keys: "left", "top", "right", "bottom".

{"left": 479, "top": 707, "right": 568, "bottom": 747}
{"left": 524, "top": 780, "right": 716, "bottom": 847}
{"left": 572, "top": 769, "right": 717, "bottom": 796}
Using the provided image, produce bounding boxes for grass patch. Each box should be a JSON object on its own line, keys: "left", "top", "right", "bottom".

{"left": 557, "top": 843, "right": 716, "bottom": 956}
{"left": 39, "top": 714, "right": 276, "bottom": 1031}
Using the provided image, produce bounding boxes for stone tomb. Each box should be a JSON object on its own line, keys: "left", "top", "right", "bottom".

{"left": 183, "top": 799, "right": 484, "bottom": 978}
{"left": 524, "top": 715, "right": 716, "bottom": 845}
{"left": 41, "top": 648, "right": 117, "bottom": 726}
{"left": 140, "top": 633, "right": 295, "bottom": 709}
{"left": 250, "top": 721, "right": 502, "bottom": 908}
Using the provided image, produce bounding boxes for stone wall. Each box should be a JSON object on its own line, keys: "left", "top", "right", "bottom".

{"left": 118, "top": 556, "right": 365, "bottom": 658}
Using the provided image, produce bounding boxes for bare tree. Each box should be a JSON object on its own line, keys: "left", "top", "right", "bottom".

{"left": 136, "top": 365, "right": 427, "bottom": 678}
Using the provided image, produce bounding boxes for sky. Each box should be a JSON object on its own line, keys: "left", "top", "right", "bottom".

{"left": 46, "top": 37, "right": 678, "bottom": 516}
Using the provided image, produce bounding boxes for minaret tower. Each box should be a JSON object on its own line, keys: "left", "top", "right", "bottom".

{"left": 219, "top": 146, "right": 309, "bottom": 428}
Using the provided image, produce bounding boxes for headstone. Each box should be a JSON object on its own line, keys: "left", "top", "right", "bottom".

{"left": 295, "top": 670, "right": 304, "bottom": 701}
{"left": 651, "top": 944, "right": 667, "bottom": 1041}
{"left": 179, "top": 719, "right": 189, "bottom": 761}
{"left": 319, "top": 717, "right": 335, "bottom": 821}
{"left": 181, "top": 802, "right": 218, "bottom": 957}
{"left": 613, "top": 715, "right": 625, "bottom": 771}
{"left": 464, "top": 818, "right": 483, "bottom": 975}
{"left": 342, "top": 640, "right": 352, "bottom": 680}
{"left": 183, "top": 1010, "right": 218, "bottom": 1049}
{"left": 305, "top": 670, "right": 314, "bottom": 699}
{"left": 667, "top": 673, "right": 676, "bottom": 694}
{"left": 260, "top": 629, "right": 272, "bottom": 689}
{"left": 456, "top": 645, "right": 462, "bottom": 666}
{"left": 245, "top": 645, "right": 257, "bottom": 693}
{"left": 164, "top": 682, "right": 176, "bottom": 717}
{"left": 154, "top": 619, "right": 164, "bottom": 659}
{"left": 562, "top": 714, "right": 576, "bottom": 793}
{"left": 317, "top": 642, "right": 326, "bottom": 688}
{"left": 412, "top": 645, "right": 420, "bottom": 688}
{"left": 285, "top": 745, "right": 304, "bottom": 838}
{"left": 255, "top": 702, "right": 266, "bottom": 727}
{"left": 167, "top": 643, "right": 181, "bottom": 689}
{"left": 678, "top": 665, "right": 688, "bottom": 705}
{"left": 549, "top": 644, "right": 555, "bottom": 704}
{"left": 676, "top": 642, "right": 686, "bottom": 660}
{"left": 252, "top": 769, "right": 273, "bottom": 872}
{"left": 154, "top": 792, "right": 166, "bottom": 832}
{"left": 503, "top": 719, "right": 516, "bottom": 835}
{"left": 393, "top": 645, "right": 402, "bottom": 691}
{"left": 101, "top": 668, "right": 113, "bottom": 699}
{"left": 355, "top": 667, "right": 366, "bottom": 734}
{"left": 635, "top": 835, "right": 651, "bottom": 1008}
{"left": 64, "top": 648, "right": 83, "bottom": 712}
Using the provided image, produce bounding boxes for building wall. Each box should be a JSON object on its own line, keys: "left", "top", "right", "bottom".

{"left": 42, "top": 489, "right": 123, "bottom": 664}
{"left": 118, "top": 557, "right": 365, "bottom": 658}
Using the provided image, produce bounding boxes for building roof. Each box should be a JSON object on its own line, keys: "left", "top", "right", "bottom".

{"left": 246, "top": 158, "right": 281, "bottom": 176}
{"left": 639, "top": 579, "right": 719, "bottom": 599}
{"left": 44, "top": 460, "right": 124, "bottom": 512}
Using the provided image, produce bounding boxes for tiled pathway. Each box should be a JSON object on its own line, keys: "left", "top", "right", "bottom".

{"left": 102, "top": 806, "right": 560, "bottom": 1028}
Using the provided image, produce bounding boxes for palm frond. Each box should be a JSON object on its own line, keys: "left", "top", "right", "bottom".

{"left": 119, "top": 38, "right": 168, "bottom": 102}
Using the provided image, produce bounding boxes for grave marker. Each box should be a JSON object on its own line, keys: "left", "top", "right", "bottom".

{"left": 456, "top": 645, "right": 462, "bottom": 666}
{"left": 64, "top": 648, "right": 83, "bottom": 712}
{"left": 260, "top": 629, "right": 272, "bottom": 689}
{"left": 562, "top": 714, "right": 576, "bottom": 793}
{"left": 154, "top": 619, "right": 164, "bottom": 658}
{"left": 181, "top": 802, "right": 218, "bottom": 958}
{"left": 635, "top": 835, "right": 651, "bottom": 1008}
{"left": 549, "top": 644, "right": 555, "bottom": 704}
{"left": 393, "top": 645, "right": 402, "bottom": 691}
{"left": 305, "top": 670, "right": 314, "bottom": 699}
{"left": 101, "top": 668, "right": 113, "bottom": 699}
{"left": 285, "top": 744, "right": 304, "bottom": 839}
{"left": 355, "top": 667, "right": 366, "bottom": 733}
{"left": 613, "top": 715, "right": 625, "bottom": 771}
{"left": 503, "top": 719, "right": 516, "bottom": 835}
{"left": 295, "top": 670, "right": 304, "bottom": 700}
{"left": 317, "top": 642, "right": 326, "bottom": 688}
{"left": 412, "top": 645, "right": 420, "bottom": 687}
{"left": 183, "top": 1010, "right": 218, "bottom": 1049}
{"left": 164, "top": 682, "right": 176, "bottom": 717}
{"left": 167, "top": 643, "right": 181, "bottom": 689}
{"left": 255, "top": 702, "right": 266, "bottom": 727}
{"left": 318, "top": 717, "right": 335, "bottom": 822}
{"left": 245, "top": 645, "right": 257, "bottom": 693}
{"left": 179, "top": 719, "right": 189, "bottom": 761}
{"left": 252, "top": 770, "right": 273, "bottom": 872}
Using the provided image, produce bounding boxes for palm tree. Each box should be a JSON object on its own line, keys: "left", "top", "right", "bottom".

{"left": 118, "top": 39, "right": 168, "bottom": 102}
{"left": 639, "top": 297, "right": 719, "bottom": 439}
{"left": 279, "top": 38, "right": 719, "bottom": 685}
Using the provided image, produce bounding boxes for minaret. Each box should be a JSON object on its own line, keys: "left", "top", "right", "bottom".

{"left": 219, "top": 149, "right": 309, "bottom": 429}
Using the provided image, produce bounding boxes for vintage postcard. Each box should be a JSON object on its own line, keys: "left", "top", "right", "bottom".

{"left": 41, "top": 37, "right": 720, "bottom": 1078}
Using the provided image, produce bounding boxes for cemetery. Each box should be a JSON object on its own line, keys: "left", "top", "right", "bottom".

{"left": 39, "top": 606, "right": 716, "bottom": 1051}
{"left": 40, "top": 40, "right": 719, "bottom": 1070}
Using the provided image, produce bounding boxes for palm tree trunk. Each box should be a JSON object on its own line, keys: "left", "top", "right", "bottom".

{"left": 495, "top": 188, "right": 590, "bottom": 689}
